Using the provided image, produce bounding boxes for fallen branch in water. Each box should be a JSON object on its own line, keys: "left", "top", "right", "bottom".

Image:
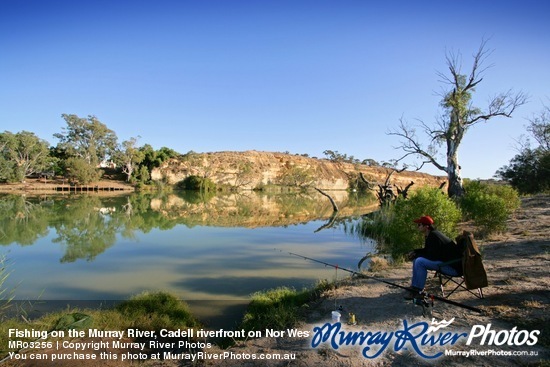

{"left": 314, "top": 187, "right": 338, "bottom": 212}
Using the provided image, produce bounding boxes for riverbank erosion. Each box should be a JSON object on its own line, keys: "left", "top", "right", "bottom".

{"left": 0, "top": 151, "right": 444, "bottom": 195}
{"left": 205, "top": 195, "right": 549, "bottom": 367}
{"left": 151, "top": 150, "right": 444, "bottom": 190}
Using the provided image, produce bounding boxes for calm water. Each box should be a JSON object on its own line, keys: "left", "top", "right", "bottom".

{"left": 0, "top": 191, "right": 377, "bottom": 327}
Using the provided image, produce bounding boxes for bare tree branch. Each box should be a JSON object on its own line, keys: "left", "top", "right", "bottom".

{"left": 388, "top": 118, "right": 447, "bottom": 172}
{"left": 467, "top": 90, "right": 529, "bottom": 126}
{"left": 387, "top": 40, "right": 526, "bottom": 197}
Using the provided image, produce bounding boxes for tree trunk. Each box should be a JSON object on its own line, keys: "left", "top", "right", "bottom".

{"left": 447, "top": 154, "right": 465, "bottom": 198}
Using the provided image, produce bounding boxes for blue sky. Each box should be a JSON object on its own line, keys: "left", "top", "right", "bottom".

{"left": 1, "top": 0, "right": 548, "bottom": 179}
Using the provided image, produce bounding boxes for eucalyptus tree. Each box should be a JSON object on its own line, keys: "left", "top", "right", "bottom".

{"left": 496, "top": 104, "right": 550, "bottom": 194}
{"left": 114, "top": 137, "right": 145, "bottom": 182}
{"left": 389, "top": 41, "right": 528, "bottom": 198}
{"left": 0, "top": 131, "right": 51, "bottom": 181}
{"left": 54, "top": 114, "right": 118, "bottom": 167}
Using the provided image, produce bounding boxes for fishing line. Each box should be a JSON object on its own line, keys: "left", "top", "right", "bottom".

{"left": 277, "top": 249, "right": 483, "bottom": 314}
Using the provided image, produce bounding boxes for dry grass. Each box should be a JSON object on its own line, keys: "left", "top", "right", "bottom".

{"left": 367, "top": 256, "right": 390, "bottom": 272}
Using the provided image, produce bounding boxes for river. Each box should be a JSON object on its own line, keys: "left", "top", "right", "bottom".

{"left": 0, "top": 191, "right": 378, "bottom": 328}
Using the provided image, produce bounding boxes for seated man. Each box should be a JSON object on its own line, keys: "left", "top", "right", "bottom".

{"left": 404, "top": 215, "right": 462, "bottom": 300}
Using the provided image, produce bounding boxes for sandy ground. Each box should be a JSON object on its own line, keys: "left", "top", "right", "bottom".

{"left": 3, "top": 195, "right": 549, "bottom": 367}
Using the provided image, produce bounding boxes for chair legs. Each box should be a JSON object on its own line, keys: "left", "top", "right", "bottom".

{"left": 477, "top": 287, "right": 484, "bottom": 299}
{"left": 437, "top": 272, "right": 484, "bottom": 299}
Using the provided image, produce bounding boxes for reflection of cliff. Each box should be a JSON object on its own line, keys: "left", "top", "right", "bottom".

{"left": 1, "top": 192, "right": 379, "bottom": 262}
{"left": 149, "top": 191, "right": 379, "bottom": 227}
{"left": 151, "top": 150, "right": 444, "bottom": 190}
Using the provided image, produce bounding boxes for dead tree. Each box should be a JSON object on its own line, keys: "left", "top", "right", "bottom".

{"left": 396, "top": 180, "right": 415, "bottom": 199}
{"left": 313, "top": 187, "right": 339, "bottom": 233}
{"left": 371, "top": 168, "right": 414, "bottom": 206}
{"left": 314, "top": 187, "right": 338, "bottom": 212}
{"left": 388, "top": 40, "right": 528, "bottom": 198}
{"left": 359, "top": 172, "right": 375, "bottom": 190}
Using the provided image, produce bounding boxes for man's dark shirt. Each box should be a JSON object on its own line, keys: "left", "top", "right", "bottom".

{"left": 413, "top": 230, "right": 461, "bottom": 263}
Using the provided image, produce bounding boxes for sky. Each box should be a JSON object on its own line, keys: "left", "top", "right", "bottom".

{"left": 1, "top": 0, "right": 548, "bottom": 179}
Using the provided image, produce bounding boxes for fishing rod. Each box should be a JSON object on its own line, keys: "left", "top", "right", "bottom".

{"left": 281, "top": 250, "right": 483, "bottom": 314}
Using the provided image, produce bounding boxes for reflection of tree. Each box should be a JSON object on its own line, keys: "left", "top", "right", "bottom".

{"left": 113, "top": 194, "right": 179, "bottom": 237}
{"left": 0, "top": 191, "right": 380, "bottom": 262}
{"left": 51, "top": 196, "right": 118, "bottom": 263}
{"left": 0, "top": 195, "right": 49, "bottom": 245}
{"left": 314, "top": 212, "right": 338, "bottom": 233}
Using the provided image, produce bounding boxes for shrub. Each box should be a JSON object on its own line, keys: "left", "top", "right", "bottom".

{"left": 461, "top": 180, "right": 520, "bottom": 235}
{"left": 241, "top": 282, "right": 332, "bottom": 332}
{"left": 115, "top": 291, "right": 199, "bottom": 331}
{"left": 64, "top": 157, "right": 103, "bottom": 184}
{"left": 178, "top": 175, "right": 217, "bottom": 192}
{"left": 360, "top": 187, "right": 462, "bottom": 260}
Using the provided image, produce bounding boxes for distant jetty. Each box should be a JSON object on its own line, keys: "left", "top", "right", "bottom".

{"left": 0, "top": 180, "right": 134, "bottom": 194}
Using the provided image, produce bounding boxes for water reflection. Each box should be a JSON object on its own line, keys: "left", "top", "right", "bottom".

{"left": 1, "top": 191, "right": 377, "bottom": 325}
{"left": 1, "top": 191, "right": 377, "bottom": 257}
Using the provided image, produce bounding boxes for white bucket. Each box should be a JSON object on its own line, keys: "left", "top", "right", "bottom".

{"left": 331, "top": 311, "right": 341, "bottom": 322}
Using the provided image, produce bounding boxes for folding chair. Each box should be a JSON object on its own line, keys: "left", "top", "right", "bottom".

{"left": 437, "top": 259, "right": 484, "bottom": 299}
{"left": 436, "top": 231, "right": 487, "bottom": 299}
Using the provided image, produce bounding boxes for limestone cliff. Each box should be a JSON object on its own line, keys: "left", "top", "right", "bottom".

{"left": 151, "top": 150, "right": 445, "bottom": 191}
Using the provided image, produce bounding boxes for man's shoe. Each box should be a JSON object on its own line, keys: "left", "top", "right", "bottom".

{"left": 403, "top": 287, "right": 422, "bottom": 300}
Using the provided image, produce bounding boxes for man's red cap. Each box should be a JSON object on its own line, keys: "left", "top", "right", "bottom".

{"left": 413, "top": 215, "right": 434, "bottom": 226}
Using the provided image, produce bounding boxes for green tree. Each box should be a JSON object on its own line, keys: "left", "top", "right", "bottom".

{"left": 114, "top": 137, "right": 144, "bottom": 182}
{"left": 389, "top": 41, "right": 527, "bottom": 198}
{"left": 156, "top": 147, "right": 180, "bottom": 161}
{"left": 64, "top": 157, "right": 102, "bottom": 184}
{"left": 496, "top": 147, "right": 550, "bottom": 194}
{"left": 135, "top": 165, "right": 150, "bottom": 183}
{"left": 139, "top": 144, "right": 157, "bottom": 173}
{"left": 496, "top": 105, "right": 550, "bottom": 194}
{"left": 137, "top": 145, "right": 180, "bottom": 182}
{"left": 0, "top": 155, "right": 12, "bottom": 182}
{"left": 322, "top": 150, "right": 360, "bottom": 164}
{"left": 0, "top": 131, "right": 51, "bottom": 182}
{"left": 54, "top": 114, "right": 118, "bottom": 167}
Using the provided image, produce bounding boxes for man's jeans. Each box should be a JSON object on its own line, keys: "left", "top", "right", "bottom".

{"left": 412, "top": 257, "right": 459, "bottom": 290}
